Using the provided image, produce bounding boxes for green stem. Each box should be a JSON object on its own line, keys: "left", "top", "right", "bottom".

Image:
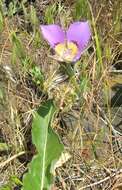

{"left": 65, "top": 63, "right": 80, "bottom": 94}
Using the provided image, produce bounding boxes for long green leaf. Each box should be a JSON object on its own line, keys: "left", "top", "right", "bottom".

{"left": 22, "top": 100, "right": 64, "bottom": 190}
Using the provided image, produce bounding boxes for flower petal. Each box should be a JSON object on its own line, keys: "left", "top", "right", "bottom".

{"left": 73, "top": 51, "right": 82, "bottom": 62}
{"left": 66, "top": 21, "right": 91, "bottom": 53}
{"left": 40, "top": 24, "right": 65, "bottom": 48}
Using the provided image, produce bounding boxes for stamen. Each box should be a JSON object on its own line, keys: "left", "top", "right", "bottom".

{"left": 55, "top": 42, "right": 78, "bottom": 62}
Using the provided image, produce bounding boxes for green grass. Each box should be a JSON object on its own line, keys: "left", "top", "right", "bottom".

{"left": 0, "top": 0, "right": 122, "bottom": 189}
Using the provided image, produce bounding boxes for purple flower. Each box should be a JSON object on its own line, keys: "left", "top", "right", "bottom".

{"left": 40, "top": 22, "right": 91, "bottom": 62}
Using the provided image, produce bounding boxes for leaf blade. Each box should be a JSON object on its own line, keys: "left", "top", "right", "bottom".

{"left": 22, "top": 100, "right": 64, "bottom": 190}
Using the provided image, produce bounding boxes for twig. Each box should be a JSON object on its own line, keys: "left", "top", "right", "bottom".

{"left": 109, "top": 70, "right": 122, "bottom": 74}
{"left": 0, "top": 151, "right": 26, "bottom": 168}
{"left": 79, "top": 169, "right": 122, "bottom": 190}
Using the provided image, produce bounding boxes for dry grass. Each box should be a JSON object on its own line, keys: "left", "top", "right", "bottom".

{"left": 0, "top": 0, "right": 122, "bottom": 189}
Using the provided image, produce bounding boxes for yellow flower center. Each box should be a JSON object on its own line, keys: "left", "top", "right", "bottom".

{"left": 55, "top": 42, "right": 78, "bottom": 62}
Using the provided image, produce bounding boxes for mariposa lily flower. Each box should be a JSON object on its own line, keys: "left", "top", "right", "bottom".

{"left": 40, "top": 22, "right": 91, "bottom": 62}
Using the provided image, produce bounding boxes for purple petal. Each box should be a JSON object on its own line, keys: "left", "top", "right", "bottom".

{"left": 67, "top": 21, "right": 91, "bottom": 55}
{"left": 73, "top": 51, "right": 82, "bottom": 62}
{"left": 40, "top": 24, "right": 65, "bottom": 48}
